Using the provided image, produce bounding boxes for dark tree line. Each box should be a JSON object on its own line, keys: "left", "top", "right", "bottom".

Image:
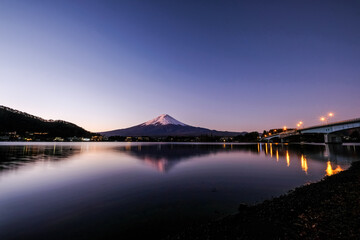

{"left": 233, "top": 132, "right": 260, "bottom": 142}
{"left": 0, "top": 106, "right": 93, "bottom": 138}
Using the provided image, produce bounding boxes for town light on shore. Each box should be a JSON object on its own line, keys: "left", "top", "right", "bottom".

{"left": 283, "top": 126, "right": 287, "bottom": 131}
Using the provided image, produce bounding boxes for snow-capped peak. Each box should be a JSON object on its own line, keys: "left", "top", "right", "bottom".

{"left": 141, "top": 114, "right": 187, "bottom": 126}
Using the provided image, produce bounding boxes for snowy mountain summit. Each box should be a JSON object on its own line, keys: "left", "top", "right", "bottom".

{"left": 141, "top": 114, "right": 187, "bottom": 126}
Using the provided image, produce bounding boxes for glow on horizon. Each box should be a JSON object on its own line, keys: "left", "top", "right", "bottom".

{"left": 1, "top": 1, "right": 360, "bottom": 132}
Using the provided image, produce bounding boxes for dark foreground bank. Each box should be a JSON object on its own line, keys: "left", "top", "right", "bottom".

{"left": 166, "top": 161, "right": 360, "bottom": 240}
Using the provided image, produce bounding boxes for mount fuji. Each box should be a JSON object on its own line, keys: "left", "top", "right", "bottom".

{"left": 100, "top": 114, "right": 245, "bottom": 137}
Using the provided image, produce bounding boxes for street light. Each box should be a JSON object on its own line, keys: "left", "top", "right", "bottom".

{"left": 328, "top": 112, "right": 334, "bottom": 123}
{"left": 320, "top": 117, "right": 326, "bottom": 124}
{"left": 283, "top": 126, "right": 287, "bottom": 131}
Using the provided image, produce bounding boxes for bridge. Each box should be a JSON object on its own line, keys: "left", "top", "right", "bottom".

{"left": 262, "top": 118, "right": 360, "bottom": 144}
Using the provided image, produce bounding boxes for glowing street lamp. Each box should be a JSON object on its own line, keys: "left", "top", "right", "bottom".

{"left": 320, "top": 117, "right": 327, "bottom": 124}
{"left": 283, "top": 126, "right": 287, "bottom": 131}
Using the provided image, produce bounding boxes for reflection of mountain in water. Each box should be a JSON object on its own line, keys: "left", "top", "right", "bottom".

{"left": 0, "top": 145, "right": 80, "bottom": 172}
{"left": 1, "top": 143, "right": 358, "bottom": 174}
{"left": 115, "top": 144, "right": 258, "bottom": 172}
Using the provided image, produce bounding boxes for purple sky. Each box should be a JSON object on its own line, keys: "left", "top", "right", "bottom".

{"left": 1, "top": 0, "right": 359, "bottom": 132}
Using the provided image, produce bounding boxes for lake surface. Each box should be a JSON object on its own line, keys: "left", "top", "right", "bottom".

{"left": 0, "top": 142, "right": 359, "bottom": 239}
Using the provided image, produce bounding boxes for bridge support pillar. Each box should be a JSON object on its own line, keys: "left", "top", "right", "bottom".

{"left": 324, "top": 133, "right": 342, "bottom": 144}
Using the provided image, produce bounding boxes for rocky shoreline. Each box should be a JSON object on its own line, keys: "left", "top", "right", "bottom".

{"left": 167, "top": 161, "right": 360, "bottom": 239}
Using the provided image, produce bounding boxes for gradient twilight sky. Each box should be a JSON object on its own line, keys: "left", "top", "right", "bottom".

{"left": 1, "top": 0, "right": 360, "bottom": 132}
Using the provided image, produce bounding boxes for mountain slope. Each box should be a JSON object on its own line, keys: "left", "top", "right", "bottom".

{"left": 0, "top": 105, "right": 92, "bottom": 137}
{"left": 100, "top": 114, "right": 244, "bottom": 137}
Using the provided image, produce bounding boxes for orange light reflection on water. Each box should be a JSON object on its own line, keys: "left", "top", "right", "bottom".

{"left": 326, "top": 161, "right": 343, "bottom": 176}
{"left": 265, "top": 143, "right": 268, "bottom": 155}
{"left": 301, "top": 155, "right": 308, "bottom": 174}
{"left": 286, "top": 151, "right": 290, "bottom": 167}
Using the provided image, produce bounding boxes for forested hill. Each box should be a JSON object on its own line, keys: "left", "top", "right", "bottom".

{"left": 0, "top": 105, "right": 92, "bottom": 137}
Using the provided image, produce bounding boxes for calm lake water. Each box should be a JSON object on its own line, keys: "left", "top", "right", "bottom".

{"left": 0, "top": 142, "right": 359, "bottom": 239}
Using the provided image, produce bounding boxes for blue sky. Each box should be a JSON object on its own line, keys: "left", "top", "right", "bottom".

{"left": 1, "top": 0, "right": 359, "bottom": 132}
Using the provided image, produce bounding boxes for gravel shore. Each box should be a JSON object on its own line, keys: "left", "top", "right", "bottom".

{"left": 167, "top": 161, "right": 360, "bottom": 239}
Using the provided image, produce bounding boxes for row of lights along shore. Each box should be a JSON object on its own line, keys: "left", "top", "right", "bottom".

{"left": 283, "top": 112, "right": 334, "bottom": 131}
